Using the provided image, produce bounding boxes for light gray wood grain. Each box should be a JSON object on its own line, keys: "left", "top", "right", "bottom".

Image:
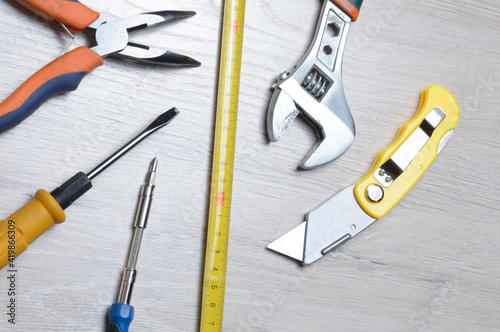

{"left": 0, "top": 0, "right": 499, "bottom": 331}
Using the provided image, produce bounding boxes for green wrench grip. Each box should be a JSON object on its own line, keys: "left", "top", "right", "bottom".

{"left": 331, "top": 0, "right": 364, "bottom": 21}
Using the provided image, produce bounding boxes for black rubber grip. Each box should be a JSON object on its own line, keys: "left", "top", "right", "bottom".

{"left": 106, "top": 322, "right": 122, "bottom": 332}
{"left": 50, "top": 172, "right": 92, "bottom": 210}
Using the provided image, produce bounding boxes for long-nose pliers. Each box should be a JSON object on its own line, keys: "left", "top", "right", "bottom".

{"left": 0, "top": 0, "right": 200, "bottom": 133}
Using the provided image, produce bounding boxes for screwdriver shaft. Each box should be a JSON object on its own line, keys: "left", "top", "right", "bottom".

{"left": 117, "top": 158, "right": 157, "bottom": 305}
{"left": 87, "top": 108, "right": 177, "bottom": 180}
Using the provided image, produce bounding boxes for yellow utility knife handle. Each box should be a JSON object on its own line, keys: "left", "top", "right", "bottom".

{"left": 354, "top": 85, "right": 459, "bottom": 219}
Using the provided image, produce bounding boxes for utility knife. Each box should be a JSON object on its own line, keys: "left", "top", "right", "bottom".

{"left": 268, "top": 85, "right": 459, "bottom": 264}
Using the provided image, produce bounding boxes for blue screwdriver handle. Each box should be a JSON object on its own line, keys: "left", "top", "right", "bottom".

{"left": 107, "top": 303, "right": 134, "bottom": 332}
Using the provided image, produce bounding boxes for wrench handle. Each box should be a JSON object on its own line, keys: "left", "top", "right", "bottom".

{"left": 331, "top": 0, "right": 363, "bottom": 21}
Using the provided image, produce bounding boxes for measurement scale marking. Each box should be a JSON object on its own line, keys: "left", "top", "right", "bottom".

{"left": 200, "top": 1, "right": 246, "bottom": 331}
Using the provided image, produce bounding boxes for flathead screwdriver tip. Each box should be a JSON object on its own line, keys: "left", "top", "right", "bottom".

{"left": 145, "top": 107, "right": 179, "bottom": 133}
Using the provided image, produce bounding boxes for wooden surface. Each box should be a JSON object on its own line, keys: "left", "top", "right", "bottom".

{"left": 0, "top": 0, "right": 499, "bottom": 331}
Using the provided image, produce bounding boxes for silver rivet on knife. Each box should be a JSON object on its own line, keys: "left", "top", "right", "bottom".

{"left": 366, "top": 184, "right": 384, "bottom": 203}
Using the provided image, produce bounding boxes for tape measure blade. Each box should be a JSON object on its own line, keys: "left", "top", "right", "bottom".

{"left": 200, "top": 1, "right": 246, "bottom": 331}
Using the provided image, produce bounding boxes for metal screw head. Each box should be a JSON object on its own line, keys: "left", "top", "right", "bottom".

{"left": 366, "top": 184, "right": 384, "bottom": 203}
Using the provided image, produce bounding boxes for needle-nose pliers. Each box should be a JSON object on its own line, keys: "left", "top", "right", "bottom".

{"left": 0, "top": 0, "right": 200, "bottom": 133}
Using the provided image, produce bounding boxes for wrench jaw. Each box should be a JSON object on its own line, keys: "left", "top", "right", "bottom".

{"left": 266, "top": 0, "right": 355, "bottom": 168}
{"left": 268, "top": 76, "right": 355, "bottom": 168}
{"left": 268, "top": 69, "right": 355, "bottom": 168}
{"left": 296, "top": 75, "right": 355, "bottom": 168}
{"left": 267, "top": 87, "right": 299, "bottom": 142}
{"left": 300, "top": 119, "right": 354, "bottom": 169}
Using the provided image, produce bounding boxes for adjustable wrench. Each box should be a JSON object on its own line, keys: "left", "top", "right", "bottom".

{"left": 268, "top": 0, "right": 363, "bottom": 169}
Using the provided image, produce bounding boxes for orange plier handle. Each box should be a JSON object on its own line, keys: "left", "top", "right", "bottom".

{"left": 15, "top": 0, "right": 99, "bottom": 32}
{"left": 0, "top": 0, "right": 103, "bottom": 133}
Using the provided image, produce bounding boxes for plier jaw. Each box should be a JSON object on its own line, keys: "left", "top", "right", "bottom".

{"left": 90, "top": 10, "right": 201, "bottom": 66}
{"left": 15, "top": 1, "right": 201, "bottom": 66}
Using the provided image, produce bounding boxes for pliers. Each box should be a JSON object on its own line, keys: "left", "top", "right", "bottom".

{"left": 0, "top": 0, "right": 200, "bottom": 133}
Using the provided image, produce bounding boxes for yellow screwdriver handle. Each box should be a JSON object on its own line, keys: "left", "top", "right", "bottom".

{"left": 0, "top": 189, "right": 66, "bottom": 269}
{"left": 354, "top": 85, "right": 459, "bottom": 219}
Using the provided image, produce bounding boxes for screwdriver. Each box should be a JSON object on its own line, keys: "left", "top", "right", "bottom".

{"left": 107, "top": 157, "right": 158, "bottom": 332}
{"left": 0, "top": 108, "right": 179, "bottom": 269}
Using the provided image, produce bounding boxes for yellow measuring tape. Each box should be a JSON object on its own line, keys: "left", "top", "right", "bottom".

{"left": 200, "top": 0, "right": 246, "bottom": 331}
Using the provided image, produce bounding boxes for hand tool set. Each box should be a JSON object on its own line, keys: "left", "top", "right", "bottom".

{"left": 0, "top": 0, "right": 200, "bottom": 133}
{"left": 107, "top": 158, "right": 158, "bottom": 332}
{"left": 0, "top": 108, "right": 178, "bottom": 269}
{"left": 264, "top": 1, "right": 459, "bottom": 267}
{"left": 0, "top": 0, "right": 462, "bottom": 330}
